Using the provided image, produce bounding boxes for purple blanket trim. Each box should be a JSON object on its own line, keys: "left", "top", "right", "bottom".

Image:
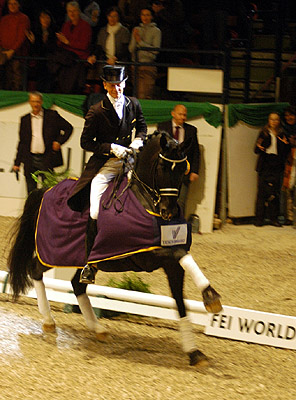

{"left": 36, "top": 179, "right": 89, "bottom": 268}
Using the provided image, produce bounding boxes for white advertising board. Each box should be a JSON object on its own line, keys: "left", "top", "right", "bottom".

{"left": 205, "top": 306, "right": 296, "bottom": 350}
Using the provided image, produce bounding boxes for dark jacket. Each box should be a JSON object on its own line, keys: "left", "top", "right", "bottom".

{"left": 254, "top": 129, "right": 290, "bottom": 174}
{"left": 14, "top": 108, "right": 73, "bottom": 177}
{"left": 157, "top": 120, "right": 200, "bottom": 176}
{"left": 67, "top": 95, "right": 147, "bottom": 212}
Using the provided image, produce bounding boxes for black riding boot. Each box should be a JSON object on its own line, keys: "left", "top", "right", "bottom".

{"left": 80, "top": 217, "right": 98, "bottom": 284}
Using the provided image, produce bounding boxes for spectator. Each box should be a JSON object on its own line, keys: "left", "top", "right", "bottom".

{"left": 157, "top": 104, "right": 200, "bottom": 214}
{"left": 12, "top": 91, "right": 73, "bottom": 194}
{"left": 282, "top": 106, "right": 296, "bottom": 225}
{"left": 80, "top": 0, "right": 100, "bottom": 28}
{"left": 87, "top": 6, "right": 130, "bottom": 84}
{"left": 254, "top": 112, "right": 290, "bottom": 227}
{"left": 26, "top": 9, "right": 57, "bottom": 92}
{"left": 51, "top": 0, "right": 92, "bottom": 93}
{"left": 88, "top": 6, "right": 130, "bottom": 67}
{"left": 129, "top": 7, "right": 161, "bottom": 99}
{"left": 0, "top": 0, "right": 30, "bottom": 90}
{"left": 118, "top": 0, "right": 150, "bottom": 29}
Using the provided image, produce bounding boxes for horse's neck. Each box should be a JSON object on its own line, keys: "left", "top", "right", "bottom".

{"left": 130, "top": 140, "right": 160, "bottom": 213}
{"left": 130, "top": 180, "right": 158, "bottom": 215}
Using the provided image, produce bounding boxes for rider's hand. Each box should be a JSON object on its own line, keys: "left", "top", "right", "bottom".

{"left": 129, "top": 138, "right": 143, "bottom": 151}
{"left": 111, "top": 143, "right": 130, "bottom": 159}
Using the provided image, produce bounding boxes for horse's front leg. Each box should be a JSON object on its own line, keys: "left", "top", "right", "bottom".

{"left": 172, "top": 247, "right": 222, "bottom": 314}
{"left": 163, "top": 261, "right": 209, "bottom": 367}
{"left": 31, "top": 260, "right": 56, "bottom": 333}
{"left": 71, "top": 269, "right": 109, "bottom": 342}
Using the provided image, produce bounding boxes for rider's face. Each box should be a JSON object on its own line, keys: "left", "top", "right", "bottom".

{"left": 103, "top": 81, "right": 125, "bottom": 99}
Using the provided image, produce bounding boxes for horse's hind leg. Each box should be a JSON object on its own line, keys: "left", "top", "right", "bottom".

{"left": 31, "top": 260, "right": 56, "bottom": 333}
{"left": 71, "top": 269, "right": 109, "bottom": 342}
{"left": 33, "top": 279, "right": 56, "bottom": 333}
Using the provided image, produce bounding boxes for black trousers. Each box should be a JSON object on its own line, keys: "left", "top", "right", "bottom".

{"left": 25, "top": 154, "right": 46, "bottom": 194}
{"left": 255, "top": 172, "right": 282, "bottom": 222}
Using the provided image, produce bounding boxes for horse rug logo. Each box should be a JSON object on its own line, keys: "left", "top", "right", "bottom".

{"left": 161, "top": 224, "right": 187, "bottom": 246}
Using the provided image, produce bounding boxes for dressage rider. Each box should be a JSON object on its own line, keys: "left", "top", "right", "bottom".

{"left": 67, "top": 64, "right": 147, "bottom": 284}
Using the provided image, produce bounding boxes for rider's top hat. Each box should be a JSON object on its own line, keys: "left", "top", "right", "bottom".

{"left": 101, "top": 65, "right": 128, "bottom": 83}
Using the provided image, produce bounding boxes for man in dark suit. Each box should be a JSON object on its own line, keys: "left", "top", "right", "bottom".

{"left": 157, "top": 104, "right": 200, "bottom": 214}
{"left": 12, "top": 91, "right": 73, "bottom": 194}
{"left": 68, "top": 64, "right": 147, "bottom": 283}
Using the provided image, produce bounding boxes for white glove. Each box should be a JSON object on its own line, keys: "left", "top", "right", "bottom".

{"left": 110, "top": 143, "right": 130, "bottom": 159}
{"left": 129, "top": 137, "right": 143, "bottom": 150}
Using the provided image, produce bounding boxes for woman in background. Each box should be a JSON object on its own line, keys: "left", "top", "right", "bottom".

{"left": 129, "top": 7, "right": 161, "bottom": 99}
{"left": 254, "top": 112, "right": 290, "bottom": 227}
{"left": 87, "top": 6, "right": 130, "bottom": 75}
{"left": 26, "top": 9, "right": 57, "bottom": 92}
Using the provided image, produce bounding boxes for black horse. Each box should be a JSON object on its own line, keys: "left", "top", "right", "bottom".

{"left": 8, "top": 131, "right": 222, "bottom": 367}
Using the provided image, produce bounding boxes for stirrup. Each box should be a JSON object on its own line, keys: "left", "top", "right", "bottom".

{"left": 79, "top": 264, "right": 97, "bottom": 284}
{"left": 202, "top": 285, "right": 222, "bottom": 313}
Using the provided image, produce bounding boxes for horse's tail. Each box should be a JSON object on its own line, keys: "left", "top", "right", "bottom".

{"left": 8, "top": 188, "right": 46, "bottom": 300}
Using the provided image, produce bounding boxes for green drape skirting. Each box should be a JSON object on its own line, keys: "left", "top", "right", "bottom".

{"left": 0, "top": 91, "right": 222, "bottom": 128}
{"left": 1, "top": 91, "right": 290, "bottom": 128}
{"left": 228, "top": 102, "right": 290, "bottom": 127}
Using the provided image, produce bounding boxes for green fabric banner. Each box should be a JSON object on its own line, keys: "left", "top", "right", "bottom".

{"left": 138, "top": 99, "right": 222, "bottom": 127}
{"left": 228, "top": 102, "right": 290, "bottom": 127}
{"left": 0, "top": 91, "right": 222, "bottom": 127}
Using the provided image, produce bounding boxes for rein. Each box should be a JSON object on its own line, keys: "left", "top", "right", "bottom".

{"left": 102, "top": 139, "right": 188, "bottom": 213}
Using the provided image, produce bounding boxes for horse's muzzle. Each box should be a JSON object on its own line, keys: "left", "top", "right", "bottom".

{"left": 159, "top": 188, "right": 179, "bottom": 221}
{"left": 160, "top": 208, "right": 173, "bottom": 221}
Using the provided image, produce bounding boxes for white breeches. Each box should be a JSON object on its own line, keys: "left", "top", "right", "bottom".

{"left": 90, "top": 158, "right": 124, "bottom": 219}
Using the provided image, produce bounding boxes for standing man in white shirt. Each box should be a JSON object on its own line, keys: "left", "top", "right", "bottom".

{"left": 12, "top": 91, "right": 73, "bottom": 194}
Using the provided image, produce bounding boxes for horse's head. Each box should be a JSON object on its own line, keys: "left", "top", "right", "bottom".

{"left": 133, "top": 131, "right": 190, "bottom": 220}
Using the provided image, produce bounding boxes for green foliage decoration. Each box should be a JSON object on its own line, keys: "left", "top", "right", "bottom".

{"left": 31, "top": 169, "right": 72, "bottom": 188}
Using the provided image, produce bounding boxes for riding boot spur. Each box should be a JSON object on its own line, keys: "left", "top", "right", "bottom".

{"left": 80, "top": 217, "right": 98, "bottom": 284}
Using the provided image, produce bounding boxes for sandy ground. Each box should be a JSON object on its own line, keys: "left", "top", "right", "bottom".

{"left": 0, "top": 215, "right": 295, "bottom": 400}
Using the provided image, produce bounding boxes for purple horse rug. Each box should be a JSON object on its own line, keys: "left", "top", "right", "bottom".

{"left": 35, "top": 178, "right": 191, "bottom": 268}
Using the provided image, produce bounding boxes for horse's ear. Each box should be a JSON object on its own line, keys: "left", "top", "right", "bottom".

{"left": 180, "top": 137, "right": 192, "bottom": 154}
{"left": 160, "top": 132, "right": 169, "bottom": 150}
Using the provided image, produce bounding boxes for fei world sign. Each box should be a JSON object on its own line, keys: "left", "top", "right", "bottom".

{"left": 205, "top": 305, "right": 296, "bottom": 350}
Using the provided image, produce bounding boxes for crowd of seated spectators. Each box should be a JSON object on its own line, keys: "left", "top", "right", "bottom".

{"left": 0, "top": 0, "right": 289, "bottom": 97}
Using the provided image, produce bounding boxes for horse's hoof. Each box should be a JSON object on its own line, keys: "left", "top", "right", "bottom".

{"left": 95, "top": 330, "right": 110, "bottom": 342}
{"left": 42, "top": 322, "right": 56, "bottom": 333}
{"left": 79, "top": 265, "right": 96, "bottom": 284}
{"left": 202, "top": 285, "right": 223, "bottom": 313}
{"left": 189, "top": 350, "right": 209, "bottom": 368}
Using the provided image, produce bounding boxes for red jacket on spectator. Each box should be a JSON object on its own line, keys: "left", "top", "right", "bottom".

{"left": 58, "top": 18, "right": 92, "bottom": 60}
{"left": 0, "top": 10, "right": 30, "bottom": 55}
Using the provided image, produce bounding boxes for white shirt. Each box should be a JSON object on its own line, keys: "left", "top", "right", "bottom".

{"left": 265, "top": 131, "right": 278, "bottom": 155}
{"left": 107, "top": 93, "right": 124, "bottom": 120}
{"left": 172, "top": 121, "right": 185, "bottom": 143}
{"left": 30, "top": 109, "right": 45, "bottom": 154}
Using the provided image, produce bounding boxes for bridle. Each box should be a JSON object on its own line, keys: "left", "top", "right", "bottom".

{"left": 132, "top": 151, "right": 187, "bottom": 207}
